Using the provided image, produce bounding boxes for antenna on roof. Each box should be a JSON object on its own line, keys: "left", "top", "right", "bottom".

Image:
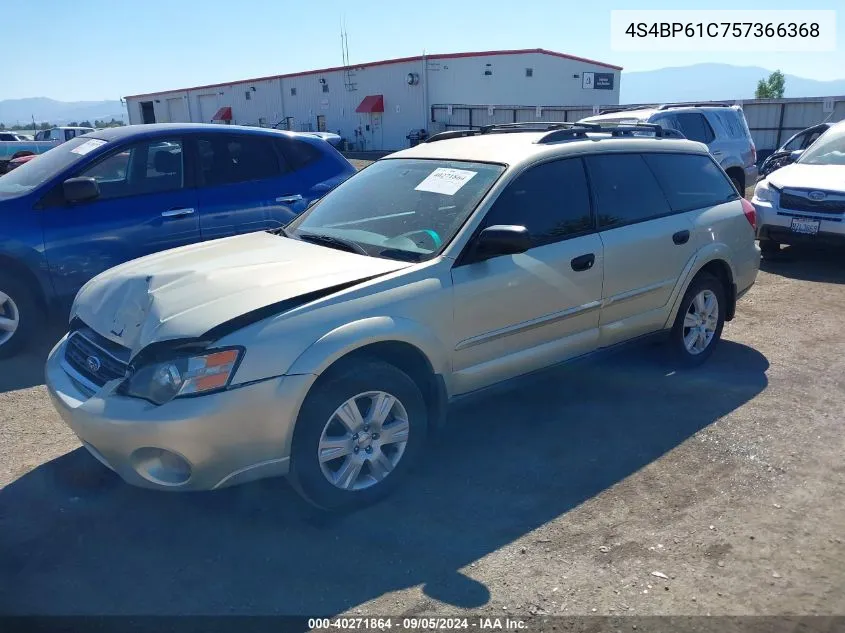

{"left": 341, "top": 17, "right": 357, "bottom": 92}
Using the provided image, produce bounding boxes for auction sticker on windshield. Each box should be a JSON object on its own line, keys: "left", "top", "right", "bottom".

{"left": 70, "top": 139, "right": 108, "bottom": 155}
{"left": 415, "top": 168, "right": 477, "bottom": 195}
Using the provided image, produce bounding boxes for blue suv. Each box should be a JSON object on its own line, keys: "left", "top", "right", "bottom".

{"left": 0, "top": 123, "right": 356, "bottom": 358}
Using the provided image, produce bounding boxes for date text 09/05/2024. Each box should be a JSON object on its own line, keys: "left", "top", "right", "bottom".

{"left": 308, "top": 617, "right": 528, "bottom": 630}
{"left": 624, "top": 22, "right": 820, "bottom": 38}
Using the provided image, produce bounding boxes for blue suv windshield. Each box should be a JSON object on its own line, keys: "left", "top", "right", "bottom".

{"left": 0, "top": 137, "right": 106, "bottom": 199}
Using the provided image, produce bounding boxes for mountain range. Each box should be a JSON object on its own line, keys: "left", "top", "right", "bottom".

{"left": 0, "top": 97, "right": 126, "bottom": 126}
{"left": 620, "top": 63, "right": 845, "bottom": 104}
{"left": 2, "top": 65, "right": 844, "bottom": 124}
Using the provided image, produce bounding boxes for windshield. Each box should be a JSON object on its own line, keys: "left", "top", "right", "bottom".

{"left": 798, "top": 125, "right": 845, "bottom": 166}
{"left": 0, "top": 136, "right": 107, "bottom": 198}
{"left": 286, "top": 158, "right": 505, "bottom": 262}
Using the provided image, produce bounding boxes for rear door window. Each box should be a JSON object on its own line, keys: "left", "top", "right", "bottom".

{"left": 585, "top": 154, "right": 672, "bottom": 229}
{"left": 643, "top": 153, "right": 738, "bottom": 212}
{"left": 197, "top": 135, "right": 283, "bottom": 185}
{"left": 674, "top": 113, "right": 715, "bottom": 144}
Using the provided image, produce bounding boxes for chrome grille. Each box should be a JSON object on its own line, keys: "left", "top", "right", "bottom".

{"left": 780, "top": 191, "right": 845, "bottom": 215}
{"left": 64, "top": 330, "right": 130, "bottom": 388}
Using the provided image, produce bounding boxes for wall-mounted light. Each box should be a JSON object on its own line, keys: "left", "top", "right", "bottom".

{"left": 250, "top": 86, "right": 256, "bottom": 91}
{"left": 319, "top": 78, "right": 327, "bottom": 85}
{"left": 573, "top": 74, "right": 580, "bottom": 79}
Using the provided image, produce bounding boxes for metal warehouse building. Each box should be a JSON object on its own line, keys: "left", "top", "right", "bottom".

{"left": 124, "top": 48, "right": 622, "bottom": 151}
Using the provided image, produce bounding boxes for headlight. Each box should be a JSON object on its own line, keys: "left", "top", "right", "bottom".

{"left": 124, "top": 348, "right": 242, "bottom": 405}
{"left": 753, "top": 181, "right": 775, "bottom": 203}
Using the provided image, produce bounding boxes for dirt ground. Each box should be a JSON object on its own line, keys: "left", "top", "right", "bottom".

{"left": 1, "top": 212, "right": 844, "bottom": 620}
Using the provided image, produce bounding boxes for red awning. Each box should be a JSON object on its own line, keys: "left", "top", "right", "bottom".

{"left": 356, "top": 95, "right": 384, "bottom": 113}
{"left": 212, "top": 106, "right": 232, "bottom": 121}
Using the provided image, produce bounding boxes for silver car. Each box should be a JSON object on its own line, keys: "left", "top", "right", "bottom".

{"left": 45, "top": 122, "right": 760, "bottom": 510}
{"left": 581, "top": 103, "right": 758, "bottom": 194}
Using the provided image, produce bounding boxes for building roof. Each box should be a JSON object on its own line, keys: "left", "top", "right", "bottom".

{"left": 124, "top": 48, "right": 623, "bottom": 100}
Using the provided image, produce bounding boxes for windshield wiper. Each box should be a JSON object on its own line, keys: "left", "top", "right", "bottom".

{"left": 298, "top": 232, "right": 370, "bottom": 256}
{"left": 376, "top": 248, "right": 424, "bottom": 262}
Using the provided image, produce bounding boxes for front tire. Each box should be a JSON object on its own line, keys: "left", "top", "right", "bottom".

{"left": 288, "top": 359, "right": 428, "bottom": 511}
{"left": 670, "top": 273, "right": 726, "bottom": 367}
{"left": 0, "top": 272, "right": 42, "bottom": 359}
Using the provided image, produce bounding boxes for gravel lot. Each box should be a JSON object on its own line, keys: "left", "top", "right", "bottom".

{"left": 1, "top": 184, "right": 844, "bottom": 620}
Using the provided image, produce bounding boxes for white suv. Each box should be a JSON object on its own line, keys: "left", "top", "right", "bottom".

{"left": 46, "top": 122, "right": 761, "bottom": 510}
{"left": 752, "top": 120, "right": 845, "bottom": 253}
{"left": 581, "top": 104, "right": 758, "bottom": 194}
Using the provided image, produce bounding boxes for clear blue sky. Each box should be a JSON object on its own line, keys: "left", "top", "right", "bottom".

{"left": 4, "top": 0, "right": 843, "bottom": 101}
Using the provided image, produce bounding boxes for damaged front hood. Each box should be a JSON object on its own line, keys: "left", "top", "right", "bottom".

{"left": 72, "top": 232, "right": 410, "bottom": 356}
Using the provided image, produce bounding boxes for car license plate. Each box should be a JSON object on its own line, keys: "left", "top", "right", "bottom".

{"left": 790, "top": 218, "right": 820, "bottom": 235}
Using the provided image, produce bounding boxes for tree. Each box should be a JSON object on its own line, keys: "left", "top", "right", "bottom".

{"left": 79, "top": 120, "right": 92, "bottom": 128}
{"left": 755, "top": 70, "right": 786, "bottom": 99}
{"left": 39, "top": 122, "right": 51, "bottom": 130}
{"left": 0, "top": 123, "right": 5, "bottom": 130}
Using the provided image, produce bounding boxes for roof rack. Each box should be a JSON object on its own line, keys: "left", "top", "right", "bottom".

{"left": 657, "top": 102, "right": 733, "bottom": 110}
{"left": 423, "top": 121, "right": 686, "bottom": 144}
{"left": 595, "top": 105, "right": 657, "bottom": 115}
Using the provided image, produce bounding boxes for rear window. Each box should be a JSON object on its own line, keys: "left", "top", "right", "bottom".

{"left": 644, "top": 153, "right": 739, "bottom": 211}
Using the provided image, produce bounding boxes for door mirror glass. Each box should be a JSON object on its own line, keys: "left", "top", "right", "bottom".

{"left": 789, "top": 149, "right": 804, "bottom": 162}
{"left": 63, "top": 177, "right": 100, "bottom": 203}
{"left": 473, "top": 225, "right": 531, "bottom": 261}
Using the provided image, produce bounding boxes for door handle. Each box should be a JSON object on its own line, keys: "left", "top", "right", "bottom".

{"left": 276, "top": 194, "right": 303, "bottom": 204}
{"left": 161, "top": 207, "right": 195, "bottom": 218}
{"left": 570, "top": 253, "right": 595, "bottom": 272}
{"left": 673, "top": 230, "right": 691, "bottom": 245}
{"left": 712, "top": 150, "right": 724, "bottom": 156}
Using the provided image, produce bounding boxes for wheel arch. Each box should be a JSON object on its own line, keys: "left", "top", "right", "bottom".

{"left": 0, "top": 253, "right": 49, "bottom": 311}
{"left": 286, "top": 317, "right": 451, "bottom": 428}
{"left": 667, "top": 252, "right": 737, "bottom": 327}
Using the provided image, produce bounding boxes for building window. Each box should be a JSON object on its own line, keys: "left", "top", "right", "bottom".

{"left": 525, "top": 68, "right": 533, "bottom": 77}
{"left": 245, "top": 91, "right": 252, "bottom": 100}
{"left": 290, "top": 87, "right": 297, "bottom": 96}
{"left": 322, "top": 84, "right": 329, "bottom": 93}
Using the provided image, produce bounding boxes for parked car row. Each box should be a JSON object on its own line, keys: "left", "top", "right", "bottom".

{"left": 0, "top": 126, "right": 94, "bottom": 173}
{"left": 37, "top": 120, "right": 762, "bottom": 510}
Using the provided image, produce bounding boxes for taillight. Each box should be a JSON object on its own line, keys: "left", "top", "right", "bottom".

{"left": 741, "top": 198, "right": 757, "bottom": 230}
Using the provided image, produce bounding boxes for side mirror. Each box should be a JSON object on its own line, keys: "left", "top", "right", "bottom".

{"left": 788, "top": 149, "right": 804, "bottom": 162}
{"left": 471, "top": 225, "right": 531, "bottom": 262}
{"left": 63, "top": 177, "right": 100, "bottom": 203}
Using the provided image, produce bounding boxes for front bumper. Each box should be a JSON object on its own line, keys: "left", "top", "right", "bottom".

{"left": 45, "top": 335, "right": 317, "bottom": 491}
{"left": 754, "top": 200, "right": 845, "bottom": 247}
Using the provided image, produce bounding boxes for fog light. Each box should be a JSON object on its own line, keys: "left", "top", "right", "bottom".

{"left": 131, "top": 447, "right": 192, "bottom": 486}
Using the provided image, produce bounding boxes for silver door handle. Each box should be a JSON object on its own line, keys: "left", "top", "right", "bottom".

{"left": 712, "top": 151, "right": 724, "bottom": 156}
{"left": 276, "top": 194, "right": 303, "bottom": 204}
{"left": 161, "top": 207, "right": 195, "bottom": 218}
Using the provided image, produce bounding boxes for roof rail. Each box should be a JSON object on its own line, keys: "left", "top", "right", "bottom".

{"left": 596, "top": 105, "right": 656, "bottom": 115}
{"left": 423, "top": 121, "right": 685, "bottom": 145}
{"left": 539, "top": 122, "right": 685, "bottom": 143}
{"left": 657, "top": 102, "right": 733, "bottom": 110}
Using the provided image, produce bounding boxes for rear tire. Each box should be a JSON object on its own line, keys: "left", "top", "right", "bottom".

{"left": 288, "top": 359, "right": 428, "bottom": 511}
{"left": 669, "top": 273, "right": 726, "bottom": 368}
{"left": 0, "top": 272, "right": 42, "bottom": 359}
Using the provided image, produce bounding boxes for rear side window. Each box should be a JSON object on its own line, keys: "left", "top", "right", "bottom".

{"left": 644, "top": 153, "right": 738, "bottom": 212}
{"left": 585, "top": 154, "right": 671, "bottom": 229}
{"left": 280, "top": 138, "right": 324, "bottom": 170}
{"left": 482, "top": 158, "right": 593, "bottom": 247}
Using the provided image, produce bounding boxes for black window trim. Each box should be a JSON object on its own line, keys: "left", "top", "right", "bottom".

{"left": 585, "top": 150, "right": 739, "bottom": 232}
{"left": 454, "top": 156, "right": 598, "bottom": 267}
